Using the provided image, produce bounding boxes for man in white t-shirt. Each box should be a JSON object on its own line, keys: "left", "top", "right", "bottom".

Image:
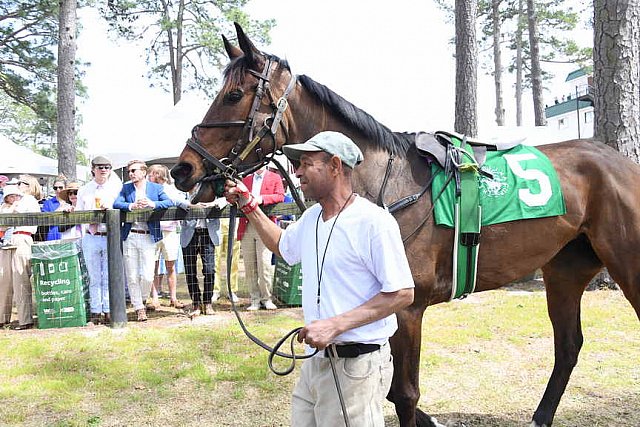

{"left": 225, "top": 131, "right": 414, "bottom": 426}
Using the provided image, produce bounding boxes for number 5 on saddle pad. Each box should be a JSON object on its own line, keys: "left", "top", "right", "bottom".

{"left": 432, "top": 138, "right": 566, "bottom": 299}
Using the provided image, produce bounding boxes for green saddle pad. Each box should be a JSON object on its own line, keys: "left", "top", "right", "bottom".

{"left": 432, "top": 144, "right": 566, "bottom": 227}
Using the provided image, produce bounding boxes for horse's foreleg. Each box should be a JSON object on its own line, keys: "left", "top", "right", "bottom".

{"left": 532, "top": 239, "right": 602, "bottom": 426}
{"left": 388, "top": 306, "right": 444, "bottom": 427}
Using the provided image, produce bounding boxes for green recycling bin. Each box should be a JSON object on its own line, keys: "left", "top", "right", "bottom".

{"left": 31, "top": 241, "right": 87, "bottom": 329}
{"left": 273, "top": 256, "right": 302, "bottom": 306}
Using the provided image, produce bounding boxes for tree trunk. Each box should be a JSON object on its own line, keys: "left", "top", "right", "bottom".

{"left": 57, "top": 0, "right": 77, "bottom": 180}
{"left": 454, "top": 0, "right": 478, "bottom": 137}
{"left": 174, "top": 0, "right": 184, "bottom": 105}
{"left": 162, "top": 0, "right": 185, "bottom": 105}
{"left": 590, "top": 0, "right": 640, "bottom": 290}
{"left": 515, "top": 0, "right": 524, "bottom": 126}
{"left": 492, "top": 0, "right": 505, "bottom": 126}
{"left": 587, "top": 269, "right": 619, "bottom": 291}
{"left": 526, "top": 0, "right": 546, "bottom": 126}
{"left": 593, "top": 0, "right": 640, "bottom": 163}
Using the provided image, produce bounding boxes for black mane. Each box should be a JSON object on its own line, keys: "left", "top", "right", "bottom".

{"left": 299, "top": 75, "right": 413, "bottom": 156}
{"left": 223, "top": 52, "right": 413, "bottom": 156}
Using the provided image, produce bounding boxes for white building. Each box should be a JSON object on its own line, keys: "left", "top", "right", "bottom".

{"left": 544, "top": 68, "right": 594, "bottom": 141}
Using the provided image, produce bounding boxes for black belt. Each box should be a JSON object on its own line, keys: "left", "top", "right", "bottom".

{"left": 130, "top": 229, "right": 149, "bottom": 234}
{"left": 324, "top": 343, "right": 381, "bottom": 358}
{"left": 90, "top": 232, "right": 107, "bottom": 237}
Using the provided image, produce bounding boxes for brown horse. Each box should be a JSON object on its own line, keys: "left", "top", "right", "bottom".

{"left": 171, "top": 23, "right": 640, "bottom": 427}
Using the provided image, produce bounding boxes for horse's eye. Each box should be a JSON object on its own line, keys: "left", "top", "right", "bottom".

{"left": 225, "top": 89, "right": 244, "bottom": 103}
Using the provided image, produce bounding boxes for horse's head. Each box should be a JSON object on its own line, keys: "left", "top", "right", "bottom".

{"left": 171, "top": 23, "right": 296, "bottom": 202}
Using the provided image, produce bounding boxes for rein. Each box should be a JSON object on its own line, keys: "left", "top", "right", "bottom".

{"left": 224, "top": 206, "right": 316, "bottom": 376}
{"left": 184, "top": 58, "right": 312, "bottom": 375}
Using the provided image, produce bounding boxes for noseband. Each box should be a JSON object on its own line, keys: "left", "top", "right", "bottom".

{"left": 185, "top": 57, "right": 297, "bottom": 183}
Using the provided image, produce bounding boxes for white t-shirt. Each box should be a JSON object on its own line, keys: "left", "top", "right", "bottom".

{"left": 279, "top": 195, "right": 414, "bottom": 348}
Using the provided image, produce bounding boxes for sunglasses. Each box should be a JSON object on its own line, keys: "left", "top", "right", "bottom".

{"left": 67, "top": 191, "right": 78, "bottom": 195}
{"left": 128, "top": 168, "right": 140, "bottom": 174}
{"left": 95, "top": 165, "right": 112, "bottom": 170}
{"left": 53, "top": 186, "right": 64, "bottom": 190}
{"left": 19, "top": 181, "right": 29, "bottom": 186}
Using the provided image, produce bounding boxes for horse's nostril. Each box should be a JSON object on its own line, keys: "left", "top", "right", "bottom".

{"left": 171, "top": 163, "right": 192, "bottom": 181}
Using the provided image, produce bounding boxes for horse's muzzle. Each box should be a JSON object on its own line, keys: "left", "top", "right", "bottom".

{"left": 171, "top": 162, "right": 196, "bottom": 192}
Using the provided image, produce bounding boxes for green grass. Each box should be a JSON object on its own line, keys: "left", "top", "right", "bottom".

{"left": 0, "top": 288, "right": 638, "bottom": 426}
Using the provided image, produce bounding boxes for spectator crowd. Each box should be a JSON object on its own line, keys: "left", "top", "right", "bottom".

{"left": 0, "top": 155, "right": 289, "bottom": 330}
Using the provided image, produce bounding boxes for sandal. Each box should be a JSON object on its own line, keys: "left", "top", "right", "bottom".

{"left": 170, "top": 300, "right": 185, "bottom": 309}
{"left": 136, "top": 308, "right": 148, "bottom": 322}
{"left": 145, "top": 302, "right": 159, "bottom": 311}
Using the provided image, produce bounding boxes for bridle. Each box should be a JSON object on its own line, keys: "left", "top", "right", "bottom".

{"left": 185, "top": 56, "right": 297, "bottom": 185}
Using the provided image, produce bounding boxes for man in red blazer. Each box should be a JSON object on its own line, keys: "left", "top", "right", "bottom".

{"left": 237, "top": 166, "right": 285, "bottom": 310}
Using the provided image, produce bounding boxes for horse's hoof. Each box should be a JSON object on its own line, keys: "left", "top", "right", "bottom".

{"left": 530, "top": 421, "right": 549, "bottom": 427}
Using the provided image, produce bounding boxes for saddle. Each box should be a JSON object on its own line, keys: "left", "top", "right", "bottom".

{"left": 415, "top": 130, "right": 523, "bottom": 169}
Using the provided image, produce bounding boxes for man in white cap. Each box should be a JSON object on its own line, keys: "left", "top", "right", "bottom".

{"left": 76, "top": 155, "right": 123, "bottom": 325}
{"left": 225, "top": 131, "right": 414, "bottom": 426}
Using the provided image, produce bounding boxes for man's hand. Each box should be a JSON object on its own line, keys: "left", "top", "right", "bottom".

{"left": 139, "top": 197, "right": 155, "bottom": 209}
{"left": 297, "top": 318, "right": 341, "bottom": 350}
{"left": 224, "top": 179, "right": 258, "bottom": 214}
{"left": 131, "top": 198, "right": 154, "bottom": 210}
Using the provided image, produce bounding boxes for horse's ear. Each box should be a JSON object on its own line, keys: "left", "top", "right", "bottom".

{"left": 234, "top": 22, "right": 262, "bottom": 67}
{"left": 222, "top": 34, "right": 243, "bottom": 60}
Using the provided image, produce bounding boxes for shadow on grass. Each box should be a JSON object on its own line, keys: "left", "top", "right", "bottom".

{"left": 384, "top": 391, "right": 640, "bottom": 426}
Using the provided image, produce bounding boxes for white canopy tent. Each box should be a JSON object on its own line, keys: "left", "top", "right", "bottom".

{"left": 97, "top": 96, "right": 300, "bottom": 189}
{"left": 0, "top": 136, "right": 90, "bottom": 180}
{"left": 101, "top": 95, "right": 211, "bottom": 170}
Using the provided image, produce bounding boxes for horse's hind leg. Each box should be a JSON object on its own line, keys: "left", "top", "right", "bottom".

{"left": 590, "top": 240, "right": 640, "bottom": 322}
{"left": 532, "top": 236, "right": 602, "bottom": 427}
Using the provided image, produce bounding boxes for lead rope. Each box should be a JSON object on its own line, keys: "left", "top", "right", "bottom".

{"left": 225, "top": 205, "right": 317, "bottom": 376}
{"left": 226, "top": 200, "right": 351, "bottom": 427}
{"left": 328, "top": 344, "right": 352, "bottom": 427}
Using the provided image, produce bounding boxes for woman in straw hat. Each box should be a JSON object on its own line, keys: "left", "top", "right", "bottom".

{"left": 0, "top": 185, "right": 23, "bottom": 327}
{"left": 6, "top": 175, "right": 44, "bottom": 329}
{"left": 56, "top": 182, "right": 82, "bottom": 240}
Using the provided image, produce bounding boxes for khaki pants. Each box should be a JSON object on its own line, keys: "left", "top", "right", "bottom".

{"left": 291, "top": 343, "right": 393, "bottom": 427}
{"left": 240, "top": 222, "right": 274, "bottom": 302}
{"left": 0, "top": 234, "right": 34, "bottom": 326}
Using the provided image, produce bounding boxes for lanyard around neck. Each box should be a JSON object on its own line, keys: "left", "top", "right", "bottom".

{"left": 314, "top": 193, "right": 354, "bottom": 305}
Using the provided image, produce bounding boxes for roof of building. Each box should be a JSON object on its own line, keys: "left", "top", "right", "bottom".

{"left": 545, "top": 99, "right": 593, "bottom": 118}
{"left": 565, "top": 67, "right": 592, "bottom": 82}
